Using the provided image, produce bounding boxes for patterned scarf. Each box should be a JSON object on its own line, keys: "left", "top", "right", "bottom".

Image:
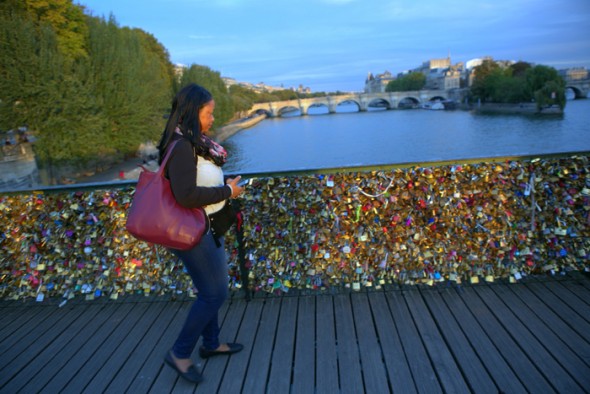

{"left": 195, "top": 134, "right": 228, "bottom": 167}
{"left": 174, "top": 126, "right": 228, "bottom": 167}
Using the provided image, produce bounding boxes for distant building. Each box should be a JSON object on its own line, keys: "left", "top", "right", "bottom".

{"left": 413, "top": 57, "right": 462, "bottom": 90}
{"left": 364, "top": 71, "right": 394, "bottom": 93}
{"left": 297, "top": 84, "right": 311, "bottom": 94}
{"left": 222, "top": 78, "right": 301, "bottom": 94}
{"left": 174, "top": 63, "right": 187, "bottom": 80}
{"left": 560, "top": 67, "right": 588, "bottom": 80}
{"left": 222, "top": 77, "right": 238, "bottom": 87}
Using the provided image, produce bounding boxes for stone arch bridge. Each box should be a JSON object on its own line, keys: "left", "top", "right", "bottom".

{"left": 249, "top": 89, "right": 469, "bottom": 117}
{"left": 565, "top": 78, "right": 590, "bottom": 99}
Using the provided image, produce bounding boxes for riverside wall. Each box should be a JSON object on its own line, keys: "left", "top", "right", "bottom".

{"left": 215, "top": 113, "right": 267, "bottom": 142}
{"left": 470, "top": 102, "right": 563, "bottom": 114}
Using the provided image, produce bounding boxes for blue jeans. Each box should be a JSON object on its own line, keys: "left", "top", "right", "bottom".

{"left": 169, "top": 231, "right": 229, "bottom": 358}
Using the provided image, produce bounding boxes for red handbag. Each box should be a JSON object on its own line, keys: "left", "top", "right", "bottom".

{"left": 126, "top": 140, "right": 207, "bottom": 250}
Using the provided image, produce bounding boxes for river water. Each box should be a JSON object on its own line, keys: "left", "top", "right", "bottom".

{"left": 223, "top": 99, "right": 590, "bottom": 175}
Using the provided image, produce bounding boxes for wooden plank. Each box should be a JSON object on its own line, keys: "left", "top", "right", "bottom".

{"left": 62, "top": 302, "right": 152, "bottom": 393}
{"left": 506, "top": 283, "right": 590, "bottom": 367}
{"left": 572, "top": 275, "right": 590, "bottom": 292}
{"left": 10, "top": 303, "right": 116, "bottom": 393}
{"left": 490, "top": 284, "right": 590, "bottom": 389}
{"left": 41, "top": 303, "right": 138, "bottom": 393}
{"left": 0, "top": 305, "right": 54, "bottom": 353}
{"left": 130, "top": 301, "right": 191, "bottom": 394}
{"left": 0, "top": 304, "right": 87, "bottom": 388}
{"left": 266, "top": 296, "right": 298, "bottom": 393}
{"left": 350, "top": 293, "right": 390, "bottom": 393}
{"left": 386, "top": 290, "right": 443, "bottom": 393}
{"left": 150, "top": 298, "right": 230, "bottom": 393}
{"left": 157, "top": 302, "right": 235, "bottom": 394}
{"left": 334, "top": 293, "right": 363, "bottom": 394}
{"left": 292, "top": 295, "right": 316, "bottom": 394}
{"left": 170, "top": 300, "right": 233, "bottom": 394}
{"left": 167, "top": 300, "right": 232, "bottom": 394}
{"left": 216, "top": 299, "right": 264, "bottom": 393}
{"left": 477, "top": 285, "right": 585, "bottom": 392}
{"left": 0, "top": 304, "right": 40, "bottom": 334}
{"left": 419, "top": 289, "right": 498, "bottom": 394}
{"left": 527, "top": 282, "right": 590, "bottom": 343}
{"left": 440, "top": 288, "right": 527, "bottom": 394}
{"left": 153, "top": 301, "right": 234, "bottom": 393}
{"left": 404, "top": 289, "right": 470, "bottom": 394}
{"left": 82, "top": 302, "right": 167, "bottom": 393}
{"left": 242, "top": 297, "right": 281, "bottom": 393}
{"left": 367, "top": 291, "right": 417, "bottom": 393}
{"left": 315, "top": 294, "right": 339, "bottom": 393}
{"left": 458, "top": 286, "right": 554, "bottom": 393}
{"left": 190, "top": 300, "right": 247, "bottom": 394}
{"left": 559, "top": 278, "right": 590, "bottom": 307}
{"left": 104, "top": 301, "right": 184, "bottom": 393}
{"left": 543, "top": 281, "right": 590, "bottom": 324}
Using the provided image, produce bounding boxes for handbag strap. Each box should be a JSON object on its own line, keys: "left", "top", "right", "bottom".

{"left": 157, "top": 140, "right": 180, "bottom": 175}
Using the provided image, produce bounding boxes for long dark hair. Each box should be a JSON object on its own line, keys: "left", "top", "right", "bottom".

{"left": 157, "top": 83, "right": 213, "bottom": 164}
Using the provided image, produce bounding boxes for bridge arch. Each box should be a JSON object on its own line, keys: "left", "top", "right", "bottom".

{"left": 398, "top": 96, "right": 421, "bottom": 109}
{"left": 366, "top": 98, "right": 392, "bottom": 110}
{"left": 333, "top": 99, "right": 361, "bottom": 112}
{"left": 277, "top": 105, "right": 301, "bottom": 117}
{"left": 566, "top": 85, "right": 587, "bottom": 99}
{"left": 427, "top": 95, "right": 447, "bottom": 102}
{"left": 254, "top": 108, "right": 271, "bottom": 117}
{"left": 305, "top": 103, "right": 330, "bottom": 115}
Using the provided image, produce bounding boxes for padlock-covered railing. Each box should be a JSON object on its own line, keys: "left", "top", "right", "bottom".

{"left": 1, "top": 152, "right": 589, "bottom": 302}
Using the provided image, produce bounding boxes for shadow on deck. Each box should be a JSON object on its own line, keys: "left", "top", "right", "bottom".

{"left": 1, "top": 274, "right": 590, "bottom": 394}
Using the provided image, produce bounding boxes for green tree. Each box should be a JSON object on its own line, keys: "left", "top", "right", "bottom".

{"left": 229, "top": 84, "right": 257, "bottom": 113}
{"left": 86, "top": 16, "right": 170, "bottom": 158}
{"left": 385, "top": 72, "right": 426, "bottom": 92}
{"left": 510, "top": 61, "right": 532, "bottom": 78}
{"left": 470, "top": 60, "right": 501, "bottom": 101}
{"left": 23, "top": 0, "right": 88, "bottom": 60}
{"left": 179, "top": 65, "right": 235, "bottom": 129}
{"left": 0, "top": 8, "right": 103, "bottom": 183}
{"left": 527, "top": 66, "right": 566, "bottom": 110}
{"left": 133, "top": 28, "right": 175, "bottom": 105}
{"left": 469, "top": 60, "right": 565, "bottom": 110}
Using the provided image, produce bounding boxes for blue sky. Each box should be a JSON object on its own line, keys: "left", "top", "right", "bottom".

{"left": 77, "top": 0, "right": 590, "bottom": 93}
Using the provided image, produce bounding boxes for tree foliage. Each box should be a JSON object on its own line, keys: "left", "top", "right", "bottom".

{"left": 470, "top": 60, "right": 566, "bottom": 110}
{"left": 0, "top": 1, "right": 172, "bottom": 183}
{"left": 179, "top": 65, "right": 236, "bottom": 128}
{"left": 385, "top": 72, "right": 426, "bottom": 92}
{"left": 85, "top": 16, "right": 171, "bottom": 157}
{"left": 23, "top": 0, "right": 88, "bottom": 60}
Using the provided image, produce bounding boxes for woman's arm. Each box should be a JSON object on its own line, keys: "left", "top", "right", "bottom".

{"left": 166, "top": 139, "right": 231, "bottom": 208}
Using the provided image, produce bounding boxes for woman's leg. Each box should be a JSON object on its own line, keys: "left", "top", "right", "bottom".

{"left": 170, "top": 232, "right": 228, "bottom": 359}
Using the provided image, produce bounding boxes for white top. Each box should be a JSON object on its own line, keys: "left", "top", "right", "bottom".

{"left": 196, "top": 155, "right": 226, "bottom": 215}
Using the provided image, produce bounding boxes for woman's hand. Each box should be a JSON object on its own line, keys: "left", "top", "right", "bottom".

{"left": 226, "top": 176, "right": 245, "bottom": 198}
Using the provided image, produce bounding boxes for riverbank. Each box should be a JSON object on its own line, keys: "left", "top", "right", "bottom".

{"left": 215, "top": 113, "right": 267, "bottom": 142}
{"left": 470, "top": 102, "right": 563, "bottom": 114}
{"left": 66, "top": 113, "right": 267, "bottom": 183}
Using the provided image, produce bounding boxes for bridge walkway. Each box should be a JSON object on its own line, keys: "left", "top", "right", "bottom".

{"left": 1, "top": 274, "right": 590, "bottom": 393}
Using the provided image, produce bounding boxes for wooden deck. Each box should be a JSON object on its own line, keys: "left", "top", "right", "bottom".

{"left": 1, "top": 274, "right": 590, "bottom": 394}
